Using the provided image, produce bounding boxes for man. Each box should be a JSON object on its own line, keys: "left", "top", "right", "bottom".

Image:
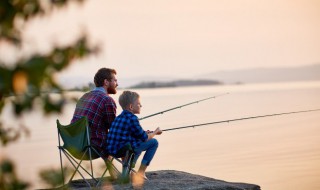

{"left": 71, "top": 68, "right": 118, "bottom": 160}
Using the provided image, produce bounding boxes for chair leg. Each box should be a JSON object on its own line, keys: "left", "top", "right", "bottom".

{"left": 88, "top": 148, "right": 94, "bottom": 180}
{"left": 121, "top": 151, "right": 129, "bottom": 180}
{"left": 61, "top": 150, "right": 92, "bottom": 187}
{"left": 96, "top": 166, "right": 109, "bottom": 187}
{"left": 57, "top": 130, "right": 65, "bottom": 186}
{"left": 58, "top": 147, "right": 65, "bottom": 186}
{"left": 64, "top": 151, "right": 97, "bottom": 180}
{"left": 96, "top": 159, "right": 121, "bottom": 187}
{"left": 120, "top": 151, "right": 134, "bottom": 183}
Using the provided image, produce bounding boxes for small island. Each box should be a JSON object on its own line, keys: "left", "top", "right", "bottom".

{"left": 129, "top": 79, "right": 223, "bottom": 89}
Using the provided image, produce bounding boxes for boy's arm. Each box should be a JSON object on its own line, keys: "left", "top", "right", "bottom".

{"left": 131, "top": 116, "right": 148, "bottom": 141}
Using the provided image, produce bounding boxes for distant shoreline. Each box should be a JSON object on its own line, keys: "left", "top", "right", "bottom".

{"left": 128, "top": 79, "right": 223, "bottom": 89}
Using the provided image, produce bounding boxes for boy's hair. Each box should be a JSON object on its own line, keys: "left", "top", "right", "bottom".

{"left": 94, "top": 68, "right": 117, "bottom": 87}
{"left": 119, "top": 91, "right": 140, "bottom": 110}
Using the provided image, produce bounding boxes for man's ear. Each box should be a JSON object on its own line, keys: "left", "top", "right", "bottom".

{"left": 104, "top": 79, "right": 109, "bottom": 86}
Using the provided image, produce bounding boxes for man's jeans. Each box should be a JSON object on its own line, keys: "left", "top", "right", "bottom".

{"left": 133, "top": 138, "right": 159, "bottom": 166}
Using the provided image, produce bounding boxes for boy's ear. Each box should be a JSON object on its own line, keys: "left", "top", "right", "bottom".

{"left": 129, "top": 104, "right": 133, "bottom": 110}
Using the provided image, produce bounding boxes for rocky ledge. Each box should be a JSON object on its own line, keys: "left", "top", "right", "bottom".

{"left": 67, "top": 170, "right": 260, "bottom": 190}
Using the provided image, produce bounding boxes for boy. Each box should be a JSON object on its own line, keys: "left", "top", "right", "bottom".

{"left": 107, "top": 91, "right": 162, "bottom": 183}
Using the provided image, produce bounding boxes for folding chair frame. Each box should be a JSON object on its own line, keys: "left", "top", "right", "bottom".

{"left": 57, "top": 118, "right": 115, "bottom": 187}
{"left": 57, "top": 118, "right": 136, "bottom": 188}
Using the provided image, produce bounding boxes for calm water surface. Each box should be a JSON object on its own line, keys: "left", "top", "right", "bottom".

{"left": 1, "top": 81, "right": 320, "bottom": 190}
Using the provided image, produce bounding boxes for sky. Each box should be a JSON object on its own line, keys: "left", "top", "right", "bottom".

{"left": 2, "top": 0, "right": 320, "bottom": 87}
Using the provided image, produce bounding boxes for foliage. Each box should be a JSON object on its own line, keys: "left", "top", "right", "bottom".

{"left": 0, "top": 121, "right": 30, "bottom": 146}
{"left": 39, "top": 167, "right": 72, "bottom": 188}
{"left": 0, "top": 0, "right": 98, "bottom": 188}
{"left": 0, "top": 0, "right": 98, "bottom": 145}
{"left": 0, "top": 158, "right": 29, "bottom": 190}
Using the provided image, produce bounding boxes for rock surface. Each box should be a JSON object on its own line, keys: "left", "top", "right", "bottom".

{"left": 67, "top": 170, "right": 261, "bottom": 190}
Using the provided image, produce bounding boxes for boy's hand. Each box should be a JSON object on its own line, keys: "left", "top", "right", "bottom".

{"left": 146, "top": 130, "right": 153, "bottom": 134}
{"left": 154, "top": 127, "right": 162, "bottom": 135}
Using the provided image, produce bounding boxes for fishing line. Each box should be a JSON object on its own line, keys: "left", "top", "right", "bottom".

{"left": 162, "top": 108, "right": 320, "bottom": 132}
{"left": 139, "top": 92, "right": 229, "bottom": 120}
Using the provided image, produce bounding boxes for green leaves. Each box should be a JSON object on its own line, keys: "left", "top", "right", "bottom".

{"left": 0, "top": 1, "right": 99, "bottom": 150}
{"left": 0, "top": 121, "right": 30, "bottom": 146}
{"left": 0, "top": 0, "right": 97, "bottom": 188}
{"left": 0, "top": 159, "right": 30, "bottom": 190}
{"left": 0, "top": 0, "right": 85, "bottom": 44}
{"left": 0, "top": 0, "right": 44, "bottom": 44}
{"left": 39, "top": 166, "right": 72, "bottom": 188}
{"left": 0, "top": 35, "right": 98, "bottom": 116}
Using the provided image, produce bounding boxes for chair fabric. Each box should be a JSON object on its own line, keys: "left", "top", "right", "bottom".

{"left": 57, "top": 117, "right": 100, "bottom": 160}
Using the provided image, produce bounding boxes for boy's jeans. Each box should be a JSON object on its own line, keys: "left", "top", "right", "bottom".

{"left": 133, "top": 138, "right": 158, "bottom": 166}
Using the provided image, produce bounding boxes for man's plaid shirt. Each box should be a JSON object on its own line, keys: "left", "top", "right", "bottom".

{"left": 71, "top": 88, "right": 116, "bottom": 157}
{"left": 107, "top": 110, "right": 148, "bottom": 155}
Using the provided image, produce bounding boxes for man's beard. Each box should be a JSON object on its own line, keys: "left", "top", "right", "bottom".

{"left": 107, "top": 87, "right": 117, "bottom": 94}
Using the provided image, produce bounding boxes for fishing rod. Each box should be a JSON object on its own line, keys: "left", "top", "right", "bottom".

{"left": 162, "top": 108, "right": 320, "bottom": 132}
{"left": 139, "top": 92, "right": 229, "bottom": 120}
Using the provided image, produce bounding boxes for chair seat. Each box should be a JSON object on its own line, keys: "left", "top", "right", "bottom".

{"left": 113, "top": 143, "right": 134, "bottom": 158}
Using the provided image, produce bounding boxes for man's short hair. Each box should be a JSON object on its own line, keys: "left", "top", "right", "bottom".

{"left": 119, "top": 91, "right": 140, "bottom": 110}
{"left": 94, "top": 68, "right": 117, "bottom": 87}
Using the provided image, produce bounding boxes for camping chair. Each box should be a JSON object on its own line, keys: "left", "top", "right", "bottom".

{"left": 57, "top": 117, "right": 135, "bottom": 187}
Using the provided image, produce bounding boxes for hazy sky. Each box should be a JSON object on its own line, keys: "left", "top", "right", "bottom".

{"left": 4, "top": 0, "right": 320, "bottom": 86}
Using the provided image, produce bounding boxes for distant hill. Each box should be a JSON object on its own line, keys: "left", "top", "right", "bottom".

{"left": 200, "top": 63, "right": 320, "bottom": 84}
{"left": 129, "top": 79, "right": 222, "bottom": 89}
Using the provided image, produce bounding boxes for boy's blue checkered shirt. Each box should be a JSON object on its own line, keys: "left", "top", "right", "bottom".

{"left": 107, "top": 110, "right": 148, "bottom": 155}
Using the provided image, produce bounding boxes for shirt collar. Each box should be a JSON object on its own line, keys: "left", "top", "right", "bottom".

{"left": 123, "top": 109, "right": 134, "bottom": 115}
{"left": 94, "top": 87, "right": 107, "bottom": 94}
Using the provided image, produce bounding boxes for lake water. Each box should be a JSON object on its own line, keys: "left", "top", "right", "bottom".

{"left": 1, "top": 81, "right": 320, "bottom": 190}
